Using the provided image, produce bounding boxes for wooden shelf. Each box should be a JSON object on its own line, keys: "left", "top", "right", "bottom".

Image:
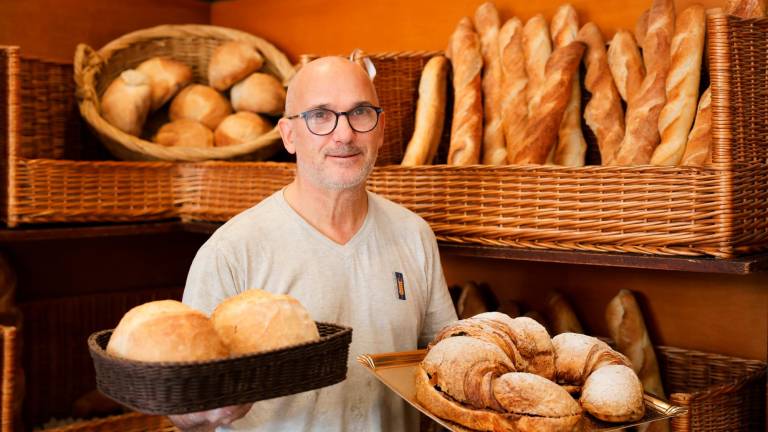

{"left": 439, "top": 243, "right": 768, "bottom": 275}
{"left": 2, "top": 221, "right": 766, "bottom": 274}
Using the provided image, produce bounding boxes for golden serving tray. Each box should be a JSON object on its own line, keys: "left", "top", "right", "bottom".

{"left": 358, "top": 349, "right": 687, "bottom": 432}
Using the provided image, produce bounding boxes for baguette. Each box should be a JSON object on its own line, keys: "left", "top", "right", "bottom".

{"left": 522, "top": 14, "right": 553, "bottom": 112}
{"left": 446, "top": 18, "right": 484, "bottom": 165}
{"left": 680, "top": 87, "right": 712, "bottom": 165}
{"left": 726, "top": 0, "right": 767, "bottom": 17}
{"left": 613, "top": 0, "right": 675, "bottom": 165}
{"left": 551, "top": 4, "right": 587, "bottom": 167}
{"left": 474, "top": 2, "right": 507, "bottom": 165}
{"left": 401, "top": 56, "right": 448, "bottom": 166}
{"left": 509, "top": 42, "right": 586, "bottom": 164}
{"left": 498, "top": 18, "right": 529, "bottom": 163}
{"left": 651, "top": 5, "right": 706, "bottom": 166}
{"left": 545, "top": 291, "right": 583, "bottom": 335}
{"left": 607, "top": 30, "right": 645, "bottom": 103}
{"left": 635, "top": 8, "right": 650, "bottom": 46}
{"left": 577, "top": 23, "right": 625, "bottom": 164}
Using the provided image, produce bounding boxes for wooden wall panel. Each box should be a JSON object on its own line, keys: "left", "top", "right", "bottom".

{"left": 212, "top": 0, "right": 725, "bottom": 61}
{"left": 0, "top": 0, "right": 210, "bottom": 62}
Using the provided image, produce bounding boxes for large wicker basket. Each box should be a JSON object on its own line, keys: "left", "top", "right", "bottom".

{"left": 73, "top": 24, "right": 295, "bottom": 162}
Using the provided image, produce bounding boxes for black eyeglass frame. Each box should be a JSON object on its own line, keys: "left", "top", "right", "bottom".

{"left": 285, "top": 106, "right": 384, "bottom": 136}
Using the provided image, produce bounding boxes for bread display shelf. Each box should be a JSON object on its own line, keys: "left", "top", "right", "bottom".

{"left": 88, "top": 322, "right": 352, "bottom": 415}
{"left": 357, "top": 349, "right": 685, "bottom": 431}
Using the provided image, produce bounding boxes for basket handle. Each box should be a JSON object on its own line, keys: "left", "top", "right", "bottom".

{"left": 74, "top": 43, "right": 103, "bottom": 102}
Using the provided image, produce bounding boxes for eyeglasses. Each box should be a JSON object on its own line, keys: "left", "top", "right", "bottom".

{"left": 285, "top": 106, "right": 383, "bottom": 136}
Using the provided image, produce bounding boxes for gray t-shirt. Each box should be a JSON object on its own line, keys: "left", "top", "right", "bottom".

{"left": 183, "top": 189, "right": 457, "bottom": 432}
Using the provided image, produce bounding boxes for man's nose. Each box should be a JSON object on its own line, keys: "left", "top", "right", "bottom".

{"left": 332, "top": 113, "right": 355, "bottom": 142}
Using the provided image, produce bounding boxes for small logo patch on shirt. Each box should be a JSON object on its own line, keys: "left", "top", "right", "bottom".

{"left": 394, "top": 272, "right": 406, "bottom": 300}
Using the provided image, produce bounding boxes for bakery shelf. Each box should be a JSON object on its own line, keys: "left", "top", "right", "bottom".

{"left": 0, "top": 221, "right": 186, "bottom": 242}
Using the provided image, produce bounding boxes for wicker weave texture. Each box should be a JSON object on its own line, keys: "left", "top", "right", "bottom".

{"left": 0, "top": 326, "right": 20, "bottom": 432}
{"left": 38, "top": 412, "right": 177, "bottom": 432}
{"left": 89, "top": 323, "right": 352, "bottom": 415}
{"left": 658, "top": 346, "right": 767, "bottom": 432}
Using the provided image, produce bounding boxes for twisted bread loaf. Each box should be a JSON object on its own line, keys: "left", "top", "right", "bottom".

{"left": 474, "top": 2, "right": 507, "bottom": 165}
{"left": 498, "top": 17, "right": 528, "bottom": 163}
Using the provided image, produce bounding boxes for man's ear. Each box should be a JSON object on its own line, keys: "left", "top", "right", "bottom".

{"left": 277, "top": 117, "right": 296, "bottom": 154}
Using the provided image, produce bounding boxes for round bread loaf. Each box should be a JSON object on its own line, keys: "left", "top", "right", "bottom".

{"left": 580, "top": 364, "right": 645, "bottom": 422}
{"left": 211, "top": 289, "right": 320, "bottom": 355}
{"left": 208, "top": 41, "right": 264, "bottom": 91}
{"left": 153, "top": 119, "right": 213, "bottom": 148}
{"left": 214, "top": 112, "right": 272, "bottom": 147}
{"left": 106, "top": 300, "right": 228, "bottom": 362}
{"left": 169, "top": 84, "right": 232, "bottom": 130}
{"left": 101, "top": 69, "right": 152, "bottom": 136}
{"left": 230, "top": 73, "right": 286, "bottom": 116}
{"left": 136, "top": 57, "right": 193, "bottom": 111}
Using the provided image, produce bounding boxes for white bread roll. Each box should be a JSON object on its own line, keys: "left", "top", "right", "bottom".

{"left": 136, "top": 57, "right": 193, "bottom": 111}
{"left": 106, "top": 300, "right": 228, "bottom": 362}
{"left": 214, "top": 112, "right": 273, "bottom": 147}
{"left": 581, "top": 364, "right": 645, "bottom": 422}
{"left": 153, "top": 119, "right": 213, "bottom": 148}
{"left": 607, "top": 30, "right": 645, "bottom": 103}
{"left": 474, "top": 2, "right": 507, "bottom": 165}
{"left": 169, "top": 84, "right": 232, "bottom": 130}
{"left": 400, "top": 56, "right": 448, "bottom": 166}
{"left": 208, "top": 41, "right": 264, "bottom": 91}
{"left": 230, "top": 73, "right": 286, "bottom": 116}
{"left": 101, "top": 69, "right": 152, "bottom": 136}
{"left": 211, "top": 289, "right": 319, "bottom": 355}
{"left": 651, "top": 5, "right": 706, "bottom": 166}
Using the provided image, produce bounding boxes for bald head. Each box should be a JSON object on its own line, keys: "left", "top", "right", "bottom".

{"left": 285, "top": 56, "right": 379, "bottom": 116}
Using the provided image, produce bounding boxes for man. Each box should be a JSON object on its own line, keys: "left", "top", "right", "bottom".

{"left": 174, "top": 56, "right": 457, "bottom": 431}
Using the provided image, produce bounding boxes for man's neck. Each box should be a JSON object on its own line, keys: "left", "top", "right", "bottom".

{"left": 283, "top": 179, "right": 369, "bottom": 245}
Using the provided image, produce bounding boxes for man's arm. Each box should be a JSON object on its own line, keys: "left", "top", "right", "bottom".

{"left": 418, "top": 227, "right": 458, "bottom": 347}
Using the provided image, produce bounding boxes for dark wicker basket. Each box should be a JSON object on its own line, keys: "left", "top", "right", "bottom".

{"left": 88, "top": 322, "right": 352, "bottom": 415}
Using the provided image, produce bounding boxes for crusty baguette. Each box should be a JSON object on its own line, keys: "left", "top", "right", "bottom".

{"left": 607, "top": 30, "right": 646, "bottom": 103}
{"left": 606, "top": 290, "right": 668, "bottom": 431}
{"left": 446, "top": 17, "right": 483, "bottom": 165}
{"left": 613, "top": 0, "right": 675, "bottom": 165}
{"left": 522, "top": 14, "right": 553, "bottom": 112}
{"left": 474, "top": 2, "right": 507, "bottom": 165}
{"left": 651, "top": 5, "right": 706, "bottom": 166}
{"left": 498, "top": 17, "right": 529, "bottom": 164}
{"left": 551, "top": 4, "right": 587, "bottom": 167}
{"left": 509, "top": 42, "right": 586, "bottom": 164}
{"left": 545, "top": 291, "right": 583, "bottom": 335}
{"left": 577, "top": 23, "right": 625, "bottom": 165}
{"left": 680, "top": 87, "right": 712, "bottom": 165}
{"left": 635, "top": 8, "right": 650, "bottom": 46}
{"left": 726, "top": 0, "right": 767, "bottom": 17}
{"left": 401, "top": 56, "right": 448, "bottom": 166}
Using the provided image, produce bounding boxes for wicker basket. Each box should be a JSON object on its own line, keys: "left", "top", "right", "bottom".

{"left": 658, "top": 345, "right": 767, "bottom": 431}
{"left": 0, "top": 326, "right": 21, "bottom": 432}
{"left": 73, "top": 24, "right": 295, "bottom": 162}
{"left": 89, "top": 322, "right": 352, "bottom": 415}
{"left": 36, "top": 412, "right": 176, "bottom": 432}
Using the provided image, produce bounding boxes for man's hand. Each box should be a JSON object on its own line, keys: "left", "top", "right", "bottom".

{"left": 168, "top": 404, "right": 253, "bottom": 432}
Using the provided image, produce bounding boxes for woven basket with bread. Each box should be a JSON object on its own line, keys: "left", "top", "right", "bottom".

{"left": 88, "top": 289, "right": 352, "bottom": 415}
{"left": 74, "top": 24, "right": 295, "bottom": 162}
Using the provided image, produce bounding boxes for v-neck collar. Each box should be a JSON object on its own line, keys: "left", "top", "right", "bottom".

{"left": 276, "top": 188, "right": 374, "bottom": 255}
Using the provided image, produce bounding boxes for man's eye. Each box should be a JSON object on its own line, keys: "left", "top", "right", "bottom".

{"left": 351, "top": 107, "right": 370, "bottom": 117}
{"left": 309, "top": 110, "right": 331, "bottom": 121}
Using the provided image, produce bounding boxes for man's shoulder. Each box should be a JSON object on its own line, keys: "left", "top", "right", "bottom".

{"left": 209, "top": 190, "right": 285, "bottom": 244}
{"left": 368, "top": 191, "right": 431, "bottom": 232}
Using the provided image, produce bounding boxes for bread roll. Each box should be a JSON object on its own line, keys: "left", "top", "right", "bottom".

{"left": 208, "top": 41, "right": 264, "bottom": 91}
{"left": 101, "top": 69, "right": 152, "bottom": 136}
{"left": 474, "top": 2, "right": 507, "bottom": 165}
{"left": 680, "top": 87, "right": 712, "bottom": 166}
{"left": 446, "top": 17, "right": 483, "bottom": 165}
{"left": 169, "top": 84, "right": 232, "bottom": 130}
{"left": 153, "top": 119, "right": 214, "bottom": 148}
{"left": 581, "top": 365, "right": 645, "bottom": 422}
{"left": 726, "top": 0, "right": 767, "bottom": 17}
{"left": 607, "top": 30, "right": 645, "bottom": 103}
{"left": 230, "top": 73, "right": 286, "bottom": 116}
{"left": 498, "top": 18, "right": 528, "bottom": 164}
{"left": 551, "top": 4, "right": 587, "bottom": 167}
{"left": 214, "top": 112, "right": 273, "bottom": 147}
{"left": 545, "top": 291, "right": 583, "bottom": 335}
{"left": 211, "top": 289, "right": 319, "bottom": 355}
{"left": 613, "top": 0, "right": 675, "bottom": 165}
{"left": 509, "top": 42, "right": 586, "bottom": 165}
{"left": 136, "top": 57, "right": 192, "bottom": 111}
{"left": 651, "top": 5, "right": 706, "bottom": 166}
{"left": 107, "top": 300, "right": 228, "bottom": 362}
{"left": 577, "top": 23, "right": 625, "bottom": 165}
{"left": 401, "top": 56, "right": 448, "bottom": 166}
{"left": 606, "top": 289, "right": 666, "bottom": 400}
